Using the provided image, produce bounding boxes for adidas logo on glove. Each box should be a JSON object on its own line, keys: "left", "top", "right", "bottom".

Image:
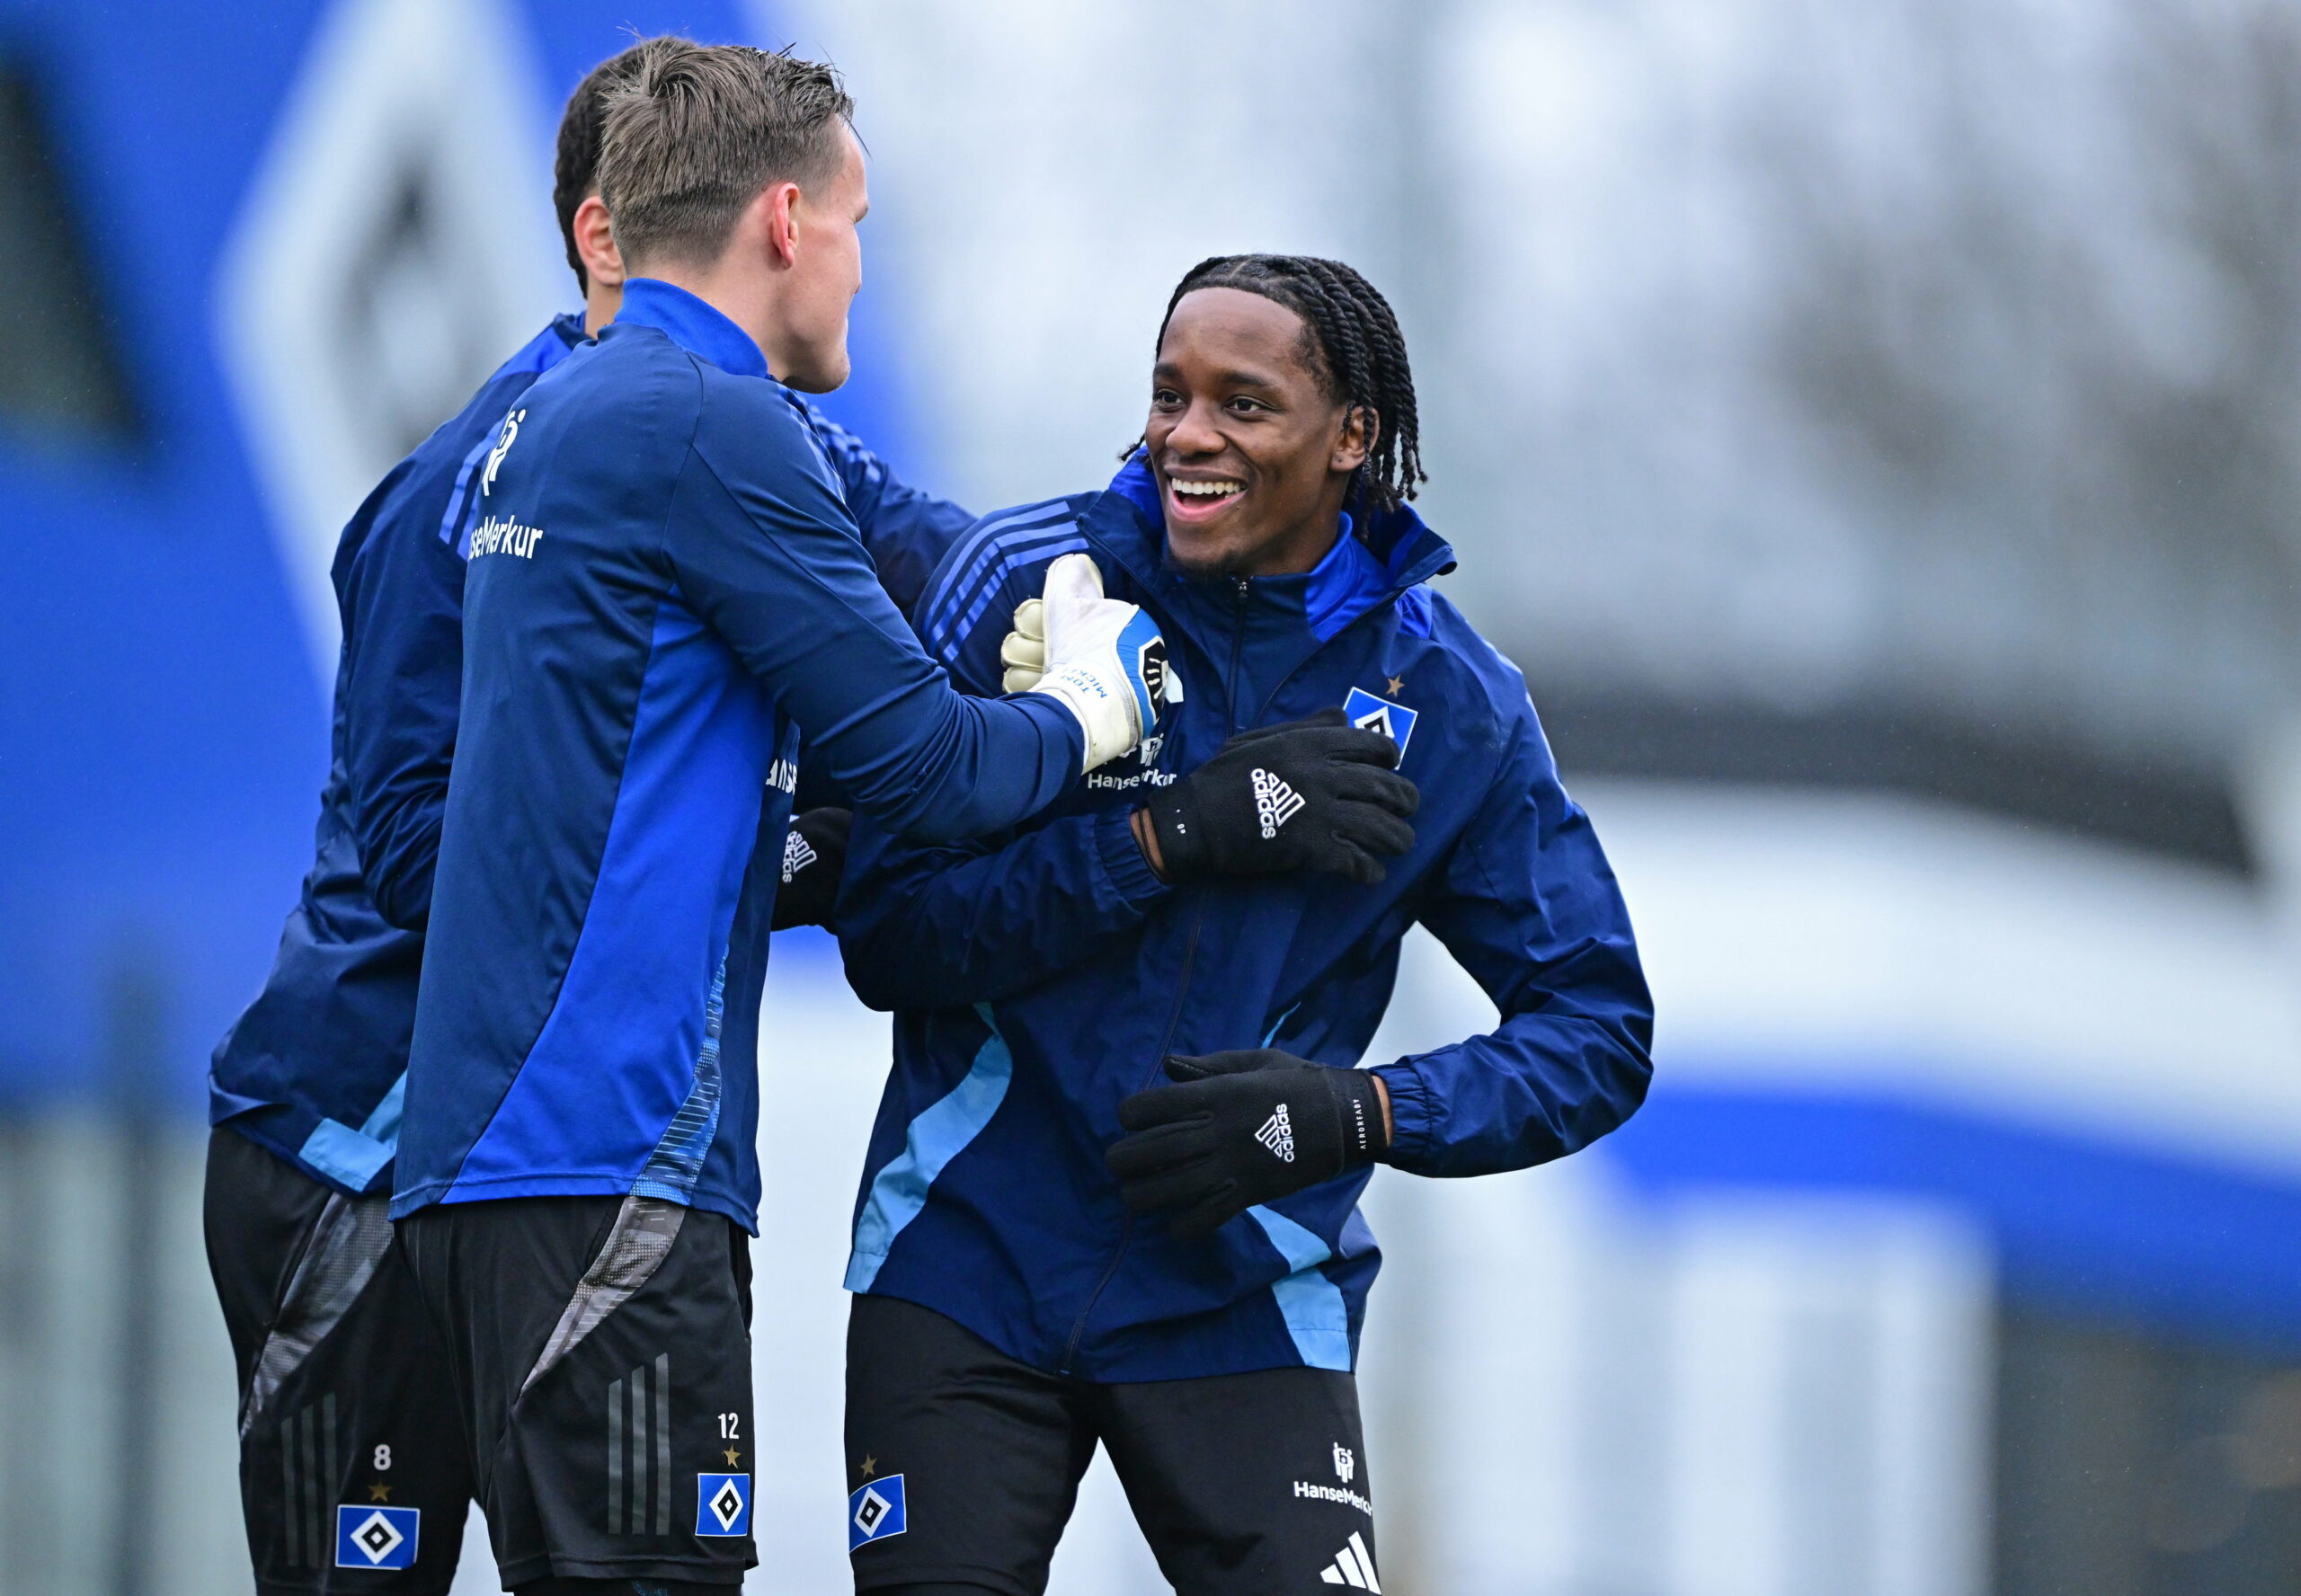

{"left": 1250, "top": 767, "right": 1305, "bottom": 838}
{"left": 781, "top": 829, "right": 818, "bottom": 884}
{"left": 1254, "top": 1104, "right": 1295, "bottom": 1162}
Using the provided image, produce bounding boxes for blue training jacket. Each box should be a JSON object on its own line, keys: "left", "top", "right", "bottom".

{"left": 209, "top": 306, "right": 972, "bottom": 1197}
{"left": 392, "top": 279, "right": 1086, "bottom": 1228}
{"left": 837, "top": 457, "right": 1655, "bottom": 1381}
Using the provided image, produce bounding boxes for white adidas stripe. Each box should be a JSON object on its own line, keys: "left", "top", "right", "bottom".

{"left": 1251, "top": 767, "right": 1306, "bottom": 838}
{"left": 1319, "top": 1530, "right": 1381, "bottom": 1590}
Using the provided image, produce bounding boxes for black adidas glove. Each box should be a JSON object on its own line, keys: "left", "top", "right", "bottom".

{"left": 769, "top": 807, "right": 853, "bottom": 930}
{"left": 1141, "top": 708, "right": 1417, "bottom": 885}
{"left": 1106, "top": 1050, "right": 1388, "bottom": 1240}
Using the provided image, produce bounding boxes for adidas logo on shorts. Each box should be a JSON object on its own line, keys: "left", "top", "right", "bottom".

{"left": 1255, "top": 1104, "right": 1295, "bottom": 1162}
{"left": 1251, "top": 767, "right": 1304, "bottom": 838}
{"left": 1319, "top": 1530, "right": 1382, "bottom": 1589}
{"left": 782, "top": 829, "right": 818, "bottom": 884}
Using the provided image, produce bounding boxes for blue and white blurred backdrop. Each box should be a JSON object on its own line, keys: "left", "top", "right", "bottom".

{"left": 4, "top": 0, "right": 2301, "bottom": 1591}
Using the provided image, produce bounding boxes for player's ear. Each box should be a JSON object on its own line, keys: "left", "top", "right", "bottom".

{"left": 573, "top": 195, "right": 623, "bottom": 289}
{"left": 1330, "top": 405, "right": 1373, "bottom": 476}
{"left": 756, "top": 181, "right": 804, "bottom": 270}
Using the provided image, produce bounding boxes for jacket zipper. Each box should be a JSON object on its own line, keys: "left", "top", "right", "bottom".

{"left": 1056, "top": 576, "right": 1254, "bottom": 1375}
{"left": 1225, "top": 575, "right": 1251, "bottom": 732}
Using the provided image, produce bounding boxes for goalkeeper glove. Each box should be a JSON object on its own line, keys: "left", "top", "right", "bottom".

{"left": 1106, "top": 1050, "right": 1388, "bottom": 1240}
{"left": 1001, "top": 596, "right": 1046, "bottom": 693}
{"left": 1025, "top": 554, "right": 1171, "bottom": 772}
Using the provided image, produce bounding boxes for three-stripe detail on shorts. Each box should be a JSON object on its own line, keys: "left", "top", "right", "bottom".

{"left": 277, "top": 1392, "right": 339, "bottom": 1569}
{"left": 607, "top": 1353, "right": 672, "bottom": 1536}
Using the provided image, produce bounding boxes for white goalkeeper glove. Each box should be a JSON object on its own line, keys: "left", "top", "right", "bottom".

{"left": 1025, "top": 554, "right": 1171, "bottom": 772}
{"left": 1001, "top": 597, "right": 1047, "bottom": 693}
{"left": 1003, "top": 573, "right": 1185, "bottom": 707}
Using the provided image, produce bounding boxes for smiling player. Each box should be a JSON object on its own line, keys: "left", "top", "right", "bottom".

{"left": 834, "top": 254, "right": 1655, "bottom": 1595}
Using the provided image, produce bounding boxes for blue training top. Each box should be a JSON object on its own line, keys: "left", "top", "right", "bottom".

{"left": 391, "top": 279, "right": 1086, "bottom": 1228}
{"left": 209, "top": 304, "right": 973, "bottom": 1197}
{"left": 836, "top": 457, "right": 1655, "bottom": 1380}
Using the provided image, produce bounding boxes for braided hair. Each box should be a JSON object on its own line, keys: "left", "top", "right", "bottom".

{"left": 1139, "top": 254, "right": 1426, "bottom": 510}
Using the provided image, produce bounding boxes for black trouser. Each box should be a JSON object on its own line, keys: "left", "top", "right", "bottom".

{"left": 395, "top": 1194, "right": 756, "bottom": 1589}
{"left": 204, "top": 1128, "right": 473, "bottom": 1596}
{"left": 845, "top": 1294, "right": 1380, "bottom": 1596}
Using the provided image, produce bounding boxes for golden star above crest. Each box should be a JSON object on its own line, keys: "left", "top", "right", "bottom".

{"left": 368, "top": 1484, "right": 392, "bottom": 1502}
{"left": 724, "top": 1448, "right": 742, "bottom": 1467}
{"left": 859, "top": 1454, "right": 877, "bottom": 1479}
{"left": 1385, "top": 676, "right": 1405, "bottom": 698}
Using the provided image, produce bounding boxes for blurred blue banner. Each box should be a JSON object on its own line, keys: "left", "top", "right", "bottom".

{"left": 0, "top": 0, "right": 916, "bottom": 1113}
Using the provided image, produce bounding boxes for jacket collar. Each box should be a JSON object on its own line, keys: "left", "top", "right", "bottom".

{"left": 612, "top": 278, "right": 771, "bottom": 380}
{"left": 1089, "top": 452, "right": 1455, "bottom": 640}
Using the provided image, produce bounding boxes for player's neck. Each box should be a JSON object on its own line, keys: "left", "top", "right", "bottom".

{"left": 636, "top": 253, "right": 809, "bottom": 384}
{"left": 583, "top": 279, "right": 621, "bottom": 336}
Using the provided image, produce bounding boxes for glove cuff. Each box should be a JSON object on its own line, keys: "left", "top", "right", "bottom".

{"left": 1326, "top": 1067, "right": 1389, "bottom": 1169}
{"left": 1030, "top": 667, "right": 1134, "bottom": 773}
{"left": 1144, "top": 785, "right": 1213, "bottom": 882}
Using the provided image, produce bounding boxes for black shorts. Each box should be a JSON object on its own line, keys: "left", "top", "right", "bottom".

{"left": 844, "top": 1295, "right": 1381, "bottom": 1596}
{"left": 395, "top": 1193, "right": 756, "bottom": 1588}
{"left": 203, "top": 1127, "right": 473, "bottom": 1596}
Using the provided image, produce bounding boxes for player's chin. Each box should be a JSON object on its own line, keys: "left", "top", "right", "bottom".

{"left": 1163, "top": 528, "right": 1250, "bottom": 581}
{"left": 786, "top": 339, "right": 852, "bottom": 394}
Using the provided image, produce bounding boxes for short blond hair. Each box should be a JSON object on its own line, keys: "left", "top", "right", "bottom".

{"left": 599, "top": 40, "right": 853, "bottom": 274}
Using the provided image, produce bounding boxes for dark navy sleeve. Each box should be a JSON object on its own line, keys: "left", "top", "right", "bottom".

{"left": 674, "top": 389, "right": 1082, "bottom": 842}
{"left": 335, "top": 453, "right": 469, "bottom": 931}
{"left": 798, "top": 399, "right": 973, "bottom": 616}
{"left": 837, "top": 807, "right": 1168, "bottom": 1010}
{"left": 1374, "top": 705, "right": 1655, "bottom": 1177}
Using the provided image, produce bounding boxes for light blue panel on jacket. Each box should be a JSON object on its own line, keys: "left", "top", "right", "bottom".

{"left": 847, "top": 1008, "right": 1017, "bottom": 1291}
{"left": 1248, "top": 1204, "right": 1354, "bottom": 1371}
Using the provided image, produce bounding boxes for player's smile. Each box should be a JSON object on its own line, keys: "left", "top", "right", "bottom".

{"left": 1162, "top": 471, "right": 1247, "bottom": 524}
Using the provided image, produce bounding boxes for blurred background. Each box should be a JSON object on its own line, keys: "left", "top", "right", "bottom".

{"left": 2, "top": 0, "right": 2297, "bottom": 1590}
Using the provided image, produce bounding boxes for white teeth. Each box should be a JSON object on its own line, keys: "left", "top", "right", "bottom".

{"left": 1172, "top": 480, "right": 1243, "bottom": 498}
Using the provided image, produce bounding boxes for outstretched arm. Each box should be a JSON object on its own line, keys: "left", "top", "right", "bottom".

{"left": 673, "top": 400, "right": 1154, "bottom": 841}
